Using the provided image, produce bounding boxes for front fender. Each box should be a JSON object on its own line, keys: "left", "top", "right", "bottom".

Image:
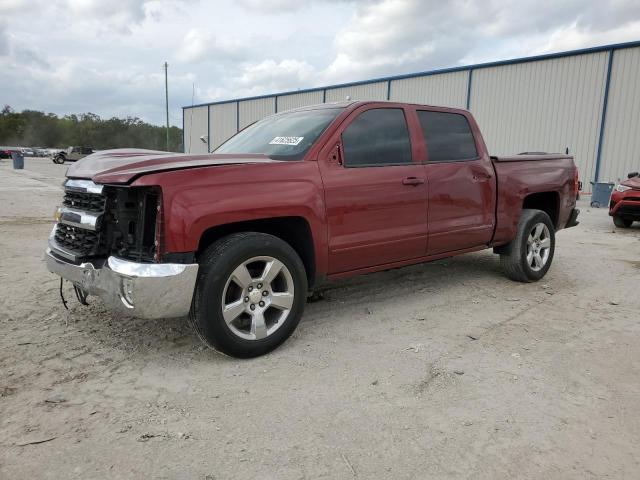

{"left": 133, "top": 161, "right": 328, "bottom": 276}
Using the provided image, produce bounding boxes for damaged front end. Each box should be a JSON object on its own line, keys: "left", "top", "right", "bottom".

{"left": 46, "top": 179, "right": 197, "bottom": 318}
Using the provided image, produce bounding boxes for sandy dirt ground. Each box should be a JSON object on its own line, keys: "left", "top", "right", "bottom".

{"left": 1, "top": 157, "right": 639, "bottom": 479}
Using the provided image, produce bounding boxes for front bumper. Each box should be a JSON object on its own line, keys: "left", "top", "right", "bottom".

{"left": 46, "top": 249, "right": 199, "bottom": 319}
{"left": 609, "top": 190, "right": 640, "bottom": 220}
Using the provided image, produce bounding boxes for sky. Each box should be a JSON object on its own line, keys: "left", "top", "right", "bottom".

{"left": 1, "top": 0, "right": 640, "bottom": 127}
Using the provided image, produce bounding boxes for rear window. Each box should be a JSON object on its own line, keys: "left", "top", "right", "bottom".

{"left": 215, "top": 108, "right": 343, "bottom": 160}
{"left": 418, "top": 111, "right": 478, "bottom": 162}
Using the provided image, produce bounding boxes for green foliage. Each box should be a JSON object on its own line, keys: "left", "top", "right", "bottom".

{"left": 0, "top": 106, "right": 183, "bottom": 152}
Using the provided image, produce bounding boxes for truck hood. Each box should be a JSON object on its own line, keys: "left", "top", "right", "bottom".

{"left": 67, "top": 148, "right": 280, "bottom": 184}
{"left": 620, "top": 176, "right": 640, "bottom": 190}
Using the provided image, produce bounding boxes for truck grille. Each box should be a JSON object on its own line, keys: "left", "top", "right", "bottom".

{"left": 54, "top": 224, "right": 101, "bottom": 256}
{"left": 62, "top": 190, "right": 105, "bottom": 212}
{"left": 51, "top": 179, "right": 106, "bottom": 261}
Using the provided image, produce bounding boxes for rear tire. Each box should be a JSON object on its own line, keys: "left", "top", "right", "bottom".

{"left": 189, "top": 232, "right": 307, "bottom": 358}
{"left": 613, "top": 216, "right": 633, "bottom": 228}
{"left": 500, "top": 209, "right": 556, "bottom": 283}
{"left": 53, "top": 154, "right": 65, "bottom": 164}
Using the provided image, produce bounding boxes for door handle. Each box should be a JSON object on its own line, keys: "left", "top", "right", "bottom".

{"left": 473, "top": 172, "right": 492, "bottom": 181}
{"left": 402, "top": 177, "right": 425, "bottom": 186}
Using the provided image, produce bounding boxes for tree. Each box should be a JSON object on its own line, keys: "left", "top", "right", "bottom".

{"left": 0, "top": 107, "right": 183, "bottom": 152}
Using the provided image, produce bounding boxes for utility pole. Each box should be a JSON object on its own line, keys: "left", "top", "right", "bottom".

{"left": 164, "top": 61, "right": 169, "bottom": 151}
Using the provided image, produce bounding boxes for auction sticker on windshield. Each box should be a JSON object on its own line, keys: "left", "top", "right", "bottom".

{"left": 269, "top": 136, "right": 304, "bottom": 146}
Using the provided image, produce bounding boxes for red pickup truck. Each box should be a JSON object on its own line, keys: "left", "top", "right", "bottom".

{"left": 46, "top": 101, "right": 579, "bottom": 357}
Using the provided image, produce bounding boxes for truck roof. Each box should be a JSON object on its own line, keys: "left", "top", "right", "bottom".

{"left": 286, "top": 100, "right": 470, "bottom": 114}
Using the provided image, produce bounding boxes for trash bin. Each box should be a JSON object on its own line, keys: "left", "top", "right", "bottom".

{"left": 589, "top": 181, "right": 614, "bottom": 208}
{"left": 10, "top": 151, "right": 24, "bottom": 170}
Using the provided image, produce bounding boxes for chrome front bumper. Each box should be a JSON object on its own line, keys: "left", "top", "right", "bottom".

{"left": 45, "top": 249, "right": 199, "bottom": 319}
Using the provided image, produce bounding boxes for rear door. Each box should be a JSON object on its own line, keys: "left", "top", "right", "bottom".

{"left": 318, "top": 106, "right": 428, "bottom": 274}
{"left": 418, "top": 110, "right": 496, "bottom": 254}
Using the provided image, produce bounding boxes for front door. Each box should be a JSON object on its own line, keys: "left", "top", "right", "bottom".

{"left": 318, "top": 106, "right": 428, "bottom": 274}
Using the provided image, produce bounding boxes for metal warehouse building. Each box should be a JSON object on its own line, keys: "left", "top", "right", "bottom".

{"left": 183, "top": 40, "right": 640, "bottom": 184}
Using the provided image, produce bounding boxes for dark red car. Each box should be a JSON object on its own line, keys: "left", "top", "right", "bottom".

{"left": 0, "top": 147, "right": 14, "bottom": 159}
{"left": 46, "top": 101, "right": 579, "bottom": 357}
{"left": 610, "top": 172, "right": 640, "bottom": 228}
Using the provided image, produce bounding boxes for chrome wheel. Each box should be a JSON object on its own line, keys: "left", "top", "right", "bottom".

{"left": 221, "top": 256, "right": 295, "bottom": 341}
{"left": 526, "top": 222, "right": 551, "bottom": 272}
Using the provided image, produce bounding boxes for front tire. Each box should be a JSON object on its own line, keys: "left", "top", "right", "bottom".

{"left": 53, "top": 154, "right": 65, "bottom": 164}
{"left": 189, "top": 232, "right": 308, "bottom": 358}
{"left": 500, "top": 209, "right": 556, "bottom": 282}
{"left": 613, "top": 216, "right": 633, "bottom": 228}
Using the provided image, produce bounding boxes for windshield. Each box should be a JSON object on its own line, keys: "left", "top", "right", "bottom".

{"left": 215, "top": 107, "right": 343, "bottom": 159}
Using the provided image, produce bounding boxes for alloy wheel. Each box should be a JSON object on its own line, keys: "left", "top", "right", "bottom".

{"left": 221, "top": 256, "right": 295, "bottom": 340}
{"left": 526, "top": 222, "right": 551, "bottom": 271}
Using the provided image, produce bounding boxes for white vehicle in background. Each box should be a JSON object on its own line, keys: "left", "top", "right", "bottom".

{"left": 20, "top": 147, "right": 36, "bottom": 157}
{"left": 45, "top": 148, "right": 61, "bottom": 157}
{"left": 52, "top": 146, "right": 94, "bottom": 164}
{"left": 33, "top": 147, "right": 49, "bottom": 157}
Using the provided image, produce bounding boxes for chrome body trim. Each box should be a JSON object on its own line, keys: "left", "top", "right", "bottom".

{"left": 64, "top": 178, "right": 104, "bottom": 194}
{"left": 45, "top": 249, "right": 199, "bottom": 319}
{"left": 58, "top": 206, "right": 102, "bottom": 231}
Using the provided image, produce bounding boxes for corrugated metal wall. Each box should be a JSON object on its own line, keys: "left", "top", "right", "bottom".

{"left": 470, "top": 52, "right": 609, "bottom": 182}
{"left": 277, "top": 91, "right": 324, "bottom": 111}
{"left": 390, "top": 71, "right": 469, "bottom": 108}
{"left": 210, "top": 102, "right": 238, "bottom": 150}
{"left": 184, "top": 43, "right": 640, "bottom": 184}
{"left": 238, "top": 98, "right": 276, "bottom": 130}
{"left": 183, "top": 106, "right": 209, "bottom": 154}
{"left": 325, "top": 81, "right": 387, "bottom": 102}
{"left": 598, "top": 47, "right": 640, "bottom": 182}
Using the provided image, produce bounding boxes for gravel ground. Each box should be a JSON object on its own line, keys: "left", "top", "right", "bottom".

{"left": 1, "top": 157, "right": 639, "bottom": 479}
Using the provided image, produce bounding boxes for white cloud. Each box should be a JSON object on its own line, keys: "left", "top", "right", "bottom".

{"left": 236, "top": 0, "right": 303, "bottom": 11}
{"left": 65, "top": 0, "right": 147, "bottom": 33}
{"left": 178, "top": 28, "right": 247, "bottom": 63}
{"left": 321, "top": 0, "right": 640, "bottom": 82}
{"left": 534, "top": 20, "right": 640, "bottom": 55}
{"left": 236, "top": 0, "right": 353, "bottom": 13}
{"left": 0, "top": 0, "right": 40, "bottom": 14}
{"left": 236, "top": 58, "right": 316, "bottom": 91}
{"left": 64, "top": 0, "right": 195, "bottom": 34}
{"left": 0, "top": 24, "right": 8, "bottom": 56}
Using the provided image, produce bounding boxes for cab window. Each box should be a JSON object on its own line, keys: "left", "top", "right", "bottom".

{"left": 342, "top": 108, "right": 412, "bottom": 167}
{"left": 418, "top": 111, "right": 478, "bottom": 162}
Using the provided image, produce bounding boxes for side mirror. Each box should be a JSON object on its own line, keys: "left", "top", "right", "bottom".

{"left": 628, "top": 172, "right": 639, "bottom": 179}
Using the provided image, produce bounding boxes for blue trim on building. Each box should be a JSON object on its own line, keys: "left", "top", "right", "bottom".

{"left": 274, "top": 96, "right": 278, "bottom": 113}
{"left": 594, "top": 49, "right": 615, "bottom": 183}
{"left": 181, "top": 106, "right": 185, "bottom": 153}
{"left": 206, "top": 105, "right": 210, "bottom": 152}
{"left": 386, "top": 80, "right": 391, "bottom": 100}
{"left": 183, "top": 39, "right": 640, "bottom": 109}
{"left": 236, "top": 102, "right": 240, "bottom": 132}
{"left": 322, "top": 89, "right": 326, "bottom": 103}
{"left": 466, "top": 69, "right": 473, "bottom": 110}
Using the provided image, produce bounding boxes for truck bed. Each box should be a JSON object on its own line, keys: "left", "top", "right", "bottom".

{"left": 490, "top": 154, "right": 577, "bottom": 246}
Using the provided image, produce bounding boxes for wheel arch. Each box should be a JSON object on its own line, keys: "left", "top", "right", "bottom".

{"left": 493, "top": 193, "right": 560, "bottom": 254}
{"left": 522, "top": 191, "right": 560, "bottom": 227}
{"left": 197, "top": 216, "right": 318, "bottom": 289}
